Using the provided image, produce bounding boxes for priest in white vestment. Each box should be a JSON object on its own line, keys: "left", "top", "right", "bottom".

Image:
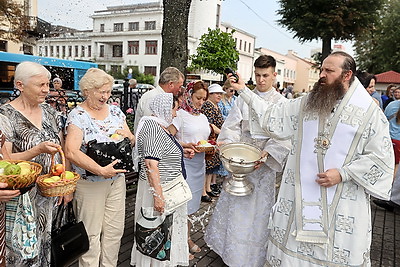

{"left": 204, "top": 55, "right": 290, "bottom": 267}
{"left": 228, "top": 51, "right": 394, "bottom": 267}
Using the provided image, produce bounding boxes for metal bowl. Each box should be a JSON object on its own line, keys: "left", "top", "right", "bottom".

{"left": 219, "top": 142, "right": 262, "bottom": 196}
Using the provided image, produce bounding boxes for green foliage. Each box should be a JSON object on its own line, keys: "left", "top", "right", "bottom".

{"left": 354, "top": 0, "right": 400, "bottom": 73}
{"left": 107, "top": 67, "right": 155, "bottom": 84}
{"left": 189, "top": 28, "right": 239, "bottom": 75}
{"left": 277, "top": 0, "right": 384, "bottom": 58}
{"left": 0, "top": 0, "right": 29, "bottom": 42}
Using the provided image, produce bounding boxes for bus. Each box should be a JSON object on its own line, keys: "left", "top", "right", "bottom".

{"left": 0, "top": 52, "right": 97, "bottom": 92}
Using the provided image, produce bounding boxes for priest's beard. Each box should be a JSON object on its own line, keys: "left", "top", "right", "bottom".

{"left": 305, "top": 75, "right": 346, "bottom": 117}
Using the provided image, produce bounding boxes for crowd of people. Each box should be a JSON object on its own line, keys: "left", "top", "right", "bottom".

{"left": 0, "top": 50, "right": 398, "bottom": 267}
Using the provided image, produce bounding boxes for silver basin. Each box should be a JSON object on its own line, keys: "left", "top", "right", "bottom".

{"left": 219, "top": 142, "right": 262, "bottom": 196}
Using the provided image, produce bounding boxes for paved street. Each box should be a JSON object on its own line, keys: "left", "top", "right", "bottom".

{"left": 70, "top": 187, "right": 400, "bottom": 267}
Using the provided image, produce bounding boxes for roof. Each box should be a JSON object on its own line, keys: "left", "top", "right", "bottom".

{"left": 375, "top": 71, "right": 400, "bottom": 84}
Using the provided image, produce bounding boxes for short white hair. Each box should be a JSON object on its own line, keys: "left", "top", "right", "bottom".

{"left": 14, "top": 61, "right": 51, "bottom": 85}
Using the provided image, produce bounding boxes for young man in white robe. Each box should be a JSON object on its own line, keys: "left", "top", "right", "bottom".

{"left": 228, "top": 51, "right": 394, "bottom": 267}
{"left": 204, "top": 55, "right": 290, "bottom": 267}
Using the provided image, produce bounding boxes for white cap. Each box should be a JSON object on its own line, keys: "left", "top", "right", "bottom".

{"left": 208, "top": 83, "right": 225, "bottom": 94}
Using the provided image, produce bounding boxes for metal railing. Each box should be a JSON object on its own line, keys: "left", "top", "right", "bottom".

{"left": 0, "top": 82, "right": 151, "bottom": 188}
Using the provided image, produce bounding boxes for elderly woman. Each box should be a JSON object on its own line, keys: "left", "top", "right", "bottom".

{"left": 131, "top": 93, "right": 191, "bottom": 266}
{"left": 169, "top": 81, "right": 210, "bottom": 258}
{"left": 0, "top": 61, "right": 67, "bottom": 266}
{"left": 65, "top": 68, "right": 134, "bottom": 266}
{"left": 48, "top": 77, "right": 67, "bottom": 115}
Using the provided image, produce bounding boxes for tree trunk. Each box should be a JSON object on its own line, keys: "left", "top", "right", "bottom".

{"left": 160, "top": 0, "right": 192, "bottom": 75}
{"left": 321, "top": 38, "right": 332, "bottom": 61}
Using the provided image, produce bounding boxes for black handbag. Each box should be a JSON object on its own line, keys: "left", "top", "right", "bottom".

{"left": 135, "top": 208, "right": 173, "bottom": 261}
{"left": 51, "top": 203, "right": 89, "bottom": 267}
{"left": 85, "top": 137, "right": 134, "bottom": 176}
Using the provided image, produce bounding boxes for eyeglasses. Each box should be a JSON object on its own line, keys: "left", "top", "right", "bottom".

{"left": 228, "top": 90, "right": 234, "bottom": 93}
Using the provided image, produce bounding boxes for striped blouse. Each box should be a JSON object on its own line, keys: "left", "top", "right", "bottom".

{"left": 138, "top": 119, "right": 184, "bottom": 183}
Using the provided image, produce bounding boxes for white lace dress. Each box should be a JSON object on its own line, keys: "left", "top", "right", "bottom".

{"left": 204, "top": 90, "right": 290, "bottom": 267}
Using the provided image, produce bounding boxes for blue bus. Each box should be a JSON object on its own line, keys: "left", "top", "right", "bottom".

{"left": 0, "top": 52, "right": 97, "bottom": 92}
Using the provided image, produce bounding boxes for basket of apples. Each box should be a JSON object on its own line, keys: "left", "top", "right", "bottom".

{"left": 37, "top": 147, "right": 80, "bottom": 197}
{"left": 195, "top": 139, "right": 217, "bottom": 153}
{"left": 0, "top": 160, "right": 42, "bottom": 189}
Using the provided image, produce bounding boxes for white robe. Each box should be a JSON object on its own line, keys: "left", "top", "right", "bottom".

{"left": 204, "top": 89, "right": 290, "bottom": 267}
{"left": 238, "top": 79, "right": 394, "bottom": 267}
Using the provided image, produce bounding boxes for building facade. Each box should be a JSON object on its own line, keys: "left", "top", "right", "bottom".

{"left": 37, "top": 0, "right": 223, "bottom": 84}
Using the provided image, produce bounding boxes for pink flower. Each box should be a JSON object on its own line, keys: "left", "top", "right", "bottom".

{"left": 111, "top": 102, "right": 120, "bottom": 106}
{"left": 126, "top": 108, "right": 133, "bottom": 114}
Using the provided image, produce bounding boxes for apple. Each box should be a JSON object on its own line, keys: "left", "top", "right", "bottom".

{"left": 50, "top": 175, "right": 61, "bottom": 182}
{"left": 64, "top": 171, "right": 75, "bottom": 180}
{"left": 110, "top": 133, "right": 122, "bottom": 141}
{"left": 208, "top": 140, "right": 217, "bottom": 145}
{"left": 43, "top": 178, "right": 55, "bottom": 183}
{"left": 51, "top": 164, "right": 64, "bottom": 176}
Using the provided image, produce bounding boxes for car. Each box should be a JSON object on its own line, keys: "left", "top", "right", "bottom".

{"left": 112, "top": 83, "right": 155, "bottom": 94}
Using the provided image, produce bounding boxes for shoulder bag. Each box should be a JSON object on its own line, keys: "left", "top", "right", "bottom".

{"left": 161, "top": 174, "right": 192, "bottom": 214}
{"left": 135, "top": 208, "right": 173, "bottom": 261}
{"left": 85, "top": 137, "right": 134, "bottom": 176}
{"left": 51, "top": 202, "right": 89, "bottom": 267}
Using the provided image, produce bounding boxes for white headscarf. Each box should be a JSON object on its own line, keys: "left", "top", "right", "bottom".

{"left": 133, "top": 93, "right": 175, "bottom": 169}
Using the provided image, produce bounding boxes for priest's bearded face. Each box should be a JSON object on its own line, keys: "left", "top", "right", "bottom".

{"left": 305, "top": 73, "right": 346, "bottom": 117}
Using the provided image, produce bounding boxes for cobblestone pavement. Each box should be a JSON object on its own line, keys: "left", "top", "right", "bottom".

{"left": 70, "top": 190, "right": 400, "bottom": 267}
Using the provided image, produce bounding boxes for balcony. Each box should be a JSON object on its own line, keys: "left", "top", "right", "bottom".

{"left": 24, "top": 16, "right": 52, "bottom": 38}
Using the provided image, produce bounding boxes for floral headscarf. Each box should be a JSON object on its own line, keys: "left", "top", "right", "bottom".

{"left": 180, "top": 81, "right": 203, "bottom": 115}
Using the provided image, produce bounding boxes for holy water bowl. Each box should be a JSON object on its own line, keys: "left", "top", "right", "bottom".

{"left": 219, "top": 142, "right": 262, "bottom": 196}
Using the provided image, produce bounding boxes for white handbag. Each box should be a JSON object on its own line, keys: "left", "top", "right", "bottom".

{"left": 162, "top": 174, "right": 192, "bottom": 214}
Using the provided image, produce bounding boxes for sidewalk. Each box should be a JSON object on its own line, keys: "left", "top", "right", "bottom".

{"left": 71, "top": 190, "right": 400, "bottom": 267}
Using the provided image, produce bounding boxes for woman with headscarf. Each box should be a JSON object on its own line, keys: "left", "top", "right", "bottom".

{"left": 130, "top": 93, "right": 190, "bottom": 266}
{"left": 168, "top": 81, "right": 210, "bottom": 259}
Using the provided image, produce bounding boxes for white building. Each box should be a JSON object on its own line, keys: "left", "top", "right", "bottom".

{"left": 37, "top": 0, "right": 224, "bottom": 84}
{"left": 220, "top": 22, "right": 256, "bottom": 83}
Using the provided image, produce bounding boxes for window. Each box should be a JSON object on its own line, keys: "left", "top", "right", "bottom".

{"left": 144, "top": 66, "right": 157, "bottom": 76}
{"left": 145, "top": 21, "right": 156, "bottom": 30}
{"left": 248, "top": 43, "right": 251, "bottom": 53}
{"left": 88, "top": 45, "right": 91, "bottom": 57}
{"left": 113, "top": 45, "right": 123, "bottom": 57}
{"left": 100, "top": 24, "right": 105, "bottom": 32}
{"left": 81, "top": 46, "right": 85, "bottom": 57}
{"left": 114, "top": 23, "right": 123, "bottom": 32}
{"left": 99, "top": 45, "right": 104, "bottom": 57}
{"left": 0, "top": 41, "right": 6, "bottom": 52}
{"left": 62, "top": 46, "right": 66, "bottom": 57}
{"left": 128, "top": 41, "right": 139, "bottom": 54}
{"left": 56, "top": 46, "right": 60, "bottom": 57}
{"left": 129, "top": 22, "right": 139, "bottom": 31}
{"left": 239, "top": 40, "right": 242, "bottom": 50}
{"left": 68, "top": 46, "right": 72, "bottom": 57}
{"left": 145, "top": 40, "right": 157, "bottom": 55}
{"left": 50, "top": 46, "right": 54, "bottom": 57}
{"left": 74, "top": 46, "right": 78, "bottom": 57}
{"left": 244, "top": 41, "right": 247, "bottom": 52}
{"left": 111, "top": 65, "right": 121, "bottom": 73}
{"left": 98, "top": 64, "right": 106, "bottom": 71}
{"left": 44, "top": 46, "right": 48, "bottom": 57}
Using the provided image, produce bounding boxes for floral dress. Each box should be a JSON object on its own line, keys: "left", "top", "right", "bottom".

{"left": 0, "top": 103, "right": 63, "bottom": 267}
{"left": 201, "top": 100, "right": 226, "bottom": 174}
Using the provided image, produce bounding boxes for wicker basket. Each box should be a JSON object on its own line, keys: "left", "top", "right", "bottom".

{"left": 37, "top": 148, "right": 80, "bottom": 197}
{"left": 195, "top": 145, "right": 215, "bottom": 153}
{"left": 0, "top": 160, "right": 42, "bottom": 189}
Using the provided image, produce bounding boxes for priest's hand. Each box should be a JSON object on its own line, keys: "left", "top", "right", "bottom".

{"left": 316, "top": 169, "right": 342, "bottom": 187}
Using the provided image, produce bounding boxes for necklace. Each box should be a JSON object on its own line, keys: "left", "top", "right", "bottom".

{"left": 85, "top": 101, "right": 101, "bottom": 111}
